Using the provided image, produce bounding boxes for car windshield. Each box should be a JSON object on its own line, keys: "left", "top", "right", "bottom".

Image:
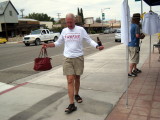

{"left": 31, "top": 30, "right": 41, "bottom": 35}
{"left": 117, "top": 30, "right": 121, "bottom": 33}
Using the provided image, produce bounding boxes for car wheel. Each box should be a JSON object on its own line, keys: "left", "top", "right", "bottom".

{"left": 25, "top": 43, "right": 30, "bottom": 46}
{"left": 44, "top": 41, "right": 48, "bottom": 43}
{"left": 35, "top": 39, "right": 41, "bottom": 46}
{"left": 53, "top": 36, "right": 58, "bottom": 42}
{"left": 115, "top": 39, "right": 117, "bottom": 42}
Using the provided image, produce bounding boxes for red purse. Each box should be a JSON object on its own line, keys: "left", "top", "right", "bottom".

{"left": 33, "top": 47, "right": 52, "bottom": 71}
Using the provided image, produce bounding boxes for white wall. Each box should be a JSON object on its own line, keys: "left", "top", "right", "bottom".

{"left": 3, "top": 3, "right": 18, "bottom": 23}
{"left": 0, "top": 3, "right": 18, "bottom": 24}
{"left": 40, "top": 21, "right": 53, "bottom": 29}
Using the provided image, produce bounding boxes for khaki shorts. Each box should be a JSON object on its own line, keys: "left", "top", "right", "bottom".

{"left": 63, "top": 56, "right": 84, "bottom": 75}
{"left": 128, "top": 47, "right": 139, "bottom": 64}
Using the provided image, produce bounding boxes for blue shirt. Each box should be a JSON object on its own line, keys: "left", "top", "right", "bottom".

{"left": 128, "top": 23, "right": 140, "bottom": 47}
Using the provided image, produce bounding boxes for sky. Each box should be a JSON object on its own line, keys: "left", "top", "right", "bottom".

{"left": 2, "top": 0, "right": 160, "bottom": 20}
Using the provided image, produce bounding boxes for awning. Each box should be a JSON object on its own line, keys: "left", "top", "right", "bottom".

{"left": 143, "top": 0, "right": 160, "bottom": 6}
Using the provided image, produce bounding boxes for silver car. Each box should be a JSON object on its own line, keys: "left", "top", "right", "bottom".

{"left": 115, "top": 29, "right": 121, "bottom": 42}
{"left": 103, "top": 29, "right": 111, "bottom": 34}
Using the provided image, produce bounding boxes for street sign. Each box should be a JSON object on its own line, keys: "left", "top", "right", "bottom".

{"left": 102, "top": 13, "right": 105, "bottom": 20}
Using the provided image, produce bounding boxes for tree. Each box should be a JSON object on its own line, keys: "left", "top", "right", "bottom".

{"left": 25, "top": 13, "right": 55, "bottom": 23}
{"left": 77, "top": 8, "right": 84, "bottom": 25}
{"left": 80, "top": 8, "right": 84, "bottom": 24}
{"left": 96, "top": 17, "right": 102, "bottom": 23}
{"left": 77, "top": 8, "right": 80, "bottom": 16}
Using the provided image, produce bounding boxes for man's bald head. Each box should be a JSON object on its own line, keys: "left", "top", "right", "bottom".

{"left": 66, "top": 13, "right": 75, "bottom": 19}
{"left": 65, "top": 13, "right": 75, "bottom": 29}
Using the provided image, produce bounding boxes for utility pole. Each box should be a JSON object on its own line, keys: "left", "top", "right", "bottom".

{"left": 57, "top": 13, "right": 61, "bottom": 19}
{"left": 4, "top": 15, "right": 8, "bottom": 41}
{"left": 101, "top": 8, "right": 110, "bottom": 31}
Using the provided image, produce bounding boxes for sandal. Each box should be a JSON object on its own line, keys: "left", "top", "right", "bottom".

{"left": 65, "top": 103, "right": 77, "bottom": 113}
{"left": 75, "top": 95, "right": 83, "bottom": 103}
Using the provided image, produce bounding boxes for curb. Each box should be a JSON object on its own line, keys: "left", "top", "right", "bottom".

{"left": 0, "top": 82, "right": 29, "bottom": 95}
{"left": 6, "top": 41, "right": 23, "bottom": 44}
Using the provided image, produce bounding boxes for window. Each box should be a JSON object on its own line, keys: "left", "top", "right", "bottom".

{"left": 46, "top": 30, "right": 49, "bottom": 34}
{"left": 42, "top": 30, "right": 46, "bottom": 34}
{"left": 31, "top": 30, "right": 41, "bottom": 35}
{"left": 9, "top": 11, "right": 12, "bottom": 16}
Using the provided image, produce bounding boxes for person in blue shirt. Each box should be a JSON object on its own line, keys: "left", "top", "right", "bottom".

{"left": 128, "top": 13, "right": 145, "bottom": 77}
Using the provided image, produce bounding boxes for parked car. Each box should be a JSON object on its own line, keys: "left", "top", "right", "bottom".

{"left": 103, "top": 29, "right": 111, "bottom": 34}
{"left": 115, "top": 29, "right": 121, "bottom": 42}
{"left": 110, "top": 28, "right": 117, "bottom": 33}
{"left": 0, "top": 37, "right": 7, "bottom": 44}
{"left": 23, "top": 29, "right": 60, "bottom": 46}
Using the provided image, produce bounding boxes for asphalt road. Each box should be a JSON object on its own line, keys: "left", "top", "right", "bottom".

{"left": 0, "top": 34, "right": 121, "bottom": 84}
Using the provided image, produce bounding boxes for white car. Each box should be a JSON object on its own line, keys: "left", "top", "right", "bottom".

{"left": 23, "top": 29, "right": 60, "bottom": 46}
{"left": 115, "top": 29, "right": 121, "bottom": 42}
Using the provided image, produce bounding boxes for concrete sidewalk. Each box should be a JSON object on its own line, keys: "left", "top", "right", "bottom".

{"left": 0, "top": 35, "right": 158, "bottom": 120}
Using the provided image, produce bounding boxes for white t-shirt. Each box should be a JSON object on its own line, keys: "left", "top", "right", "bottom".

{"left": 142, "top": 12, "right": 159, "bottom": 35}
{"left": 54, "top": 25, "right": 98, "bottom": 58}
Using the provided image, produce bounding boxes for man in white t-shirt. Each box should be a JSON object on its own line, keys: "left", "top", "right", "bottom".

{"left": 43, "top": 13, "right": 104, "bottom": 113}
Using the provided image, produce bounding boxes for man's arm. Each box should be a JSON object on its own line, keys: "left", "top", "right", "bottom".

{"left": 135, "top": 25, "right": 145, "bottom": 39}
{"left": 42, "top": 30, "right": 65, "bottom": 48}
{"left": 96, "top": 45, "right": 104, "bottom": 50}
{"left": 136, "top": 33, "right": 145, "bottom": 39}
{"left": 82, "top": 28, "right": 104, "bottom": 50}
{"left": 42, "top": 43, "right": 55, "bottom": 48}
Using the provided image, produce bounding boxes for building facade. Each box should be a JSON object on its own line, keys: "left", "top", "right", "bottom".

{"left": 0, "top": 0, "right": 19, "bottom": 39}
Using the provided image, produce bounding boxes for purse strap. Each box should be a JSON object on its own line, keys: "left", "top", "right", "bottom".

{"left": 38, "top": 47, "right": 48, "bottom": 58}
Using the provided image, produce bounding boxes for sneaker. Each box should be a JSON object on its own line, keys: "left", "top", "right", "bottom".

{"left": 128, "top": 73, "right": 137, "bottom": 77}
{"left": 134, "top": 69, "right": 142, "bottom": 73}
{"left": 132, "top": 71, "right": 137, "bottom": 75}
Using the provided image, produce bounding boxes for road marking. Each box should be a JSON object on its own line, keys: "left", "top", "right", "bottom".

{"left": 0, "top": 62, "right": 34, "bottom": 71}
{"left": 0, "top": 82, "right": 29, "bottom": 95}
{"left": 0, "top": 54, "right": 62, "bottom": 72}
{"left": 0, "top": 82, "right": 13, "bottom": 92}
{"left": 1, "top": 40, "right": 116, "bottom": 71}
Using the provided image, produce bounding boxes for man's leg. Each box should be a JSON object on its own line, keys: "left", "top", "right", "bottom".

{"left": 133, "top": 51, "right": 141, "bottom": 73}
{"left": 133, "top": 64, "right": 137, "bottom": 71}
{"left": 75, "top": 75, "right": 80, "bottom": 95}
{"left": 129, "top": 63, "right": 134, "bottom": 74}
{"left": 66, "top": 75, "right": 75, "bottom": 104}
{"left": 65, "top": 74, "right": 77, "bottom": 113}
{"left": 75, "top": 75, "right": 83, "bottom": 103}
{"left": 133, "top": 64, "right": 142, "bottom": 73}
{"left": 128, "top": 63, "right": 137, "bottom": 76}
{"left": 74, "top": 75, "right": 83, "bottom": 103}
